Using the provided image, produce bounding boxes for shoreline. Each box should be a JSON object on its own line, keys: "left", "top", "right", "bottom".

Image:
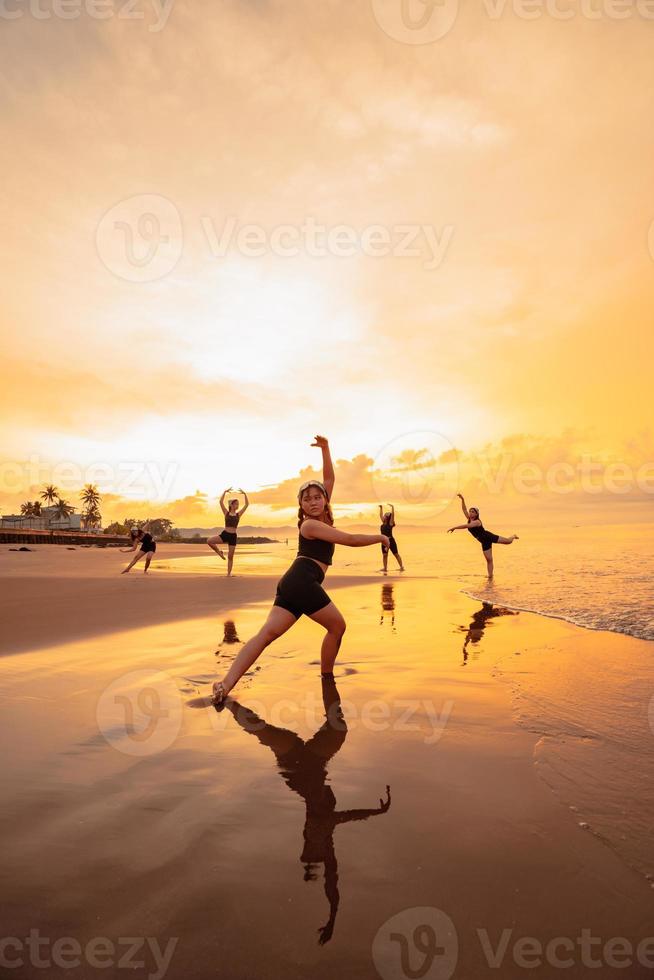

{"left": 461, "top": 586, "right": 654, "bottom": 644}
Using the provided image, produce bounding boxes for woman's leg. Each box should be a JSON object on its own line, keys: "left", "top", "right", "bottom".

{"left": 122, "top": 550, "right": 146, "bottom": 574}
{"left": 483, "top": 548, "right": 494, "bottom": 578}
{"left": 309, "top": 602, "right": 347, "bottom": 674}
{"left": 394, "top": 550, "right": 404, "bottom": 571}
{"left": 227, "top": 545, "right": 236, "bottom": 576}
{"left": 214, "top": 605, "right": 297, "bottom": 698}
{"left": 382, "top": 548, "right": 389, "bottom": 574}
{"left": 497, "top": 535, "right": 518, "bottom": 544}
{"left": 207, "top": 534, "right": 226, "bottom": 559}
{"left": 143, "top": 552, "right": 154, "bottom": 573}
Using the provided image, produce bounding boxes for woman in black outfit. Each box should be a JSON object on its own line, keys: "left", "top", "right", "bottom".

{"left": 212, "top": 436, "right": 389, "bottom": 704}
{"left": 378, "top": 503, "right": 405, "bottom": 574}
{"left": 208, "top": 488, "right": 249, "bottom": 576}
{"left": 121, "top": 521, "right": 157, "bottom": 574}
{"left": 447, "top": 493, "right": 518, "bottom": 578}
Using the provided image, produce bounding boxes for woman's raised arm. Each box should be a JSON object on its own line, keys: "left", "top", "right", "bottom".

{"left": 312, "top": 435, "right": 335, "bottom": 500}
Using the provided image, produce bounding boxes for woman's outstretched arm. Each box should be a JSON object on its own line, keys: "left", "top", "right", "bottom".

{"left": 312, "top": 435, "right": 335, "bottom": 500}
{"left": 334, "top": 786, "right": 391, "bottom": 824}
{"left": 219, "top": 489, "right": 228, "bottom": 516}
{"left": 457, "top": 493, "right": 469, "bottom": 520}
{"left": 238, "top": 491, "right": 250, "bottom": 517}
{"left": 448, "top": 520, "right": 480, "bottom": 533}
{"left": 301, "top": 519, "right": 387, "bottom": 549}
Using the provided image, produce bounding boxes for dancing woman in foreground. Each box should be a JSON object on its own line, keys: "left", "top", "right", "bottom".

{"left": 207, "top": 488, "right": 249, "bottom": 576}
{"left": 121, "top": 521, "right": 156, "bottom": 574}
{"left": 212, "top": 436, "right": 389, "bottom": 704}
{"left": 378, "top": 503, "right": 405, "bottom": 574}
{"left": 447, "top": 493, "right": 518, "bottom": 578}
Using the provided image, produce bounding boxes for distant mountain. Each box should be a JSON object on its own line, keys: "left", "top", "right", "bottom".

{"left": 177, "top": 525, "right": 294, "bottom": 538}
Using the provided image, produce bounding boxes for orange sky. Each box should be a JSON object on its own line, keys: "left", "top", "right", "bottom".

{"left": 1, "top": 0, "right": 652, "bottom": 526}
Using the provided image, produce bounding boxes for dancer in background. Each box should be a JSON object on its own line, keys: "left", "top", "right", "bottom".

{"left": 448, "top": 493, "right": 518, "bottom": 578}
{"left": 208, "top": 488, "right": 249, "bottom": 576}
{"left": 212, "top": 436, "right": 389, "bottom": 704}
{"left": 121, "top": 521, "right": 156, "bottom": 574}
{"left": 378, "top": 503, "right": 405, "bottom": 574}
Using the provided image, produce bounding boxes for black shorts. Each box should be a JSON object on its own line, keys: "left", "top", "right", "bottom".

{"left": 479, "top": 533, "right": 499, "bottom": 551}
{"left": 382, "top": 536, "right": 398, "bottom": 556}
{"left": 274, "top": 557, "right": 331, "bottom": 620}
{"left": 141, "top": 542, "right": 156, "bottom": 554}
{"left": 219, "top": 530, "right": 237, "bottom": 547}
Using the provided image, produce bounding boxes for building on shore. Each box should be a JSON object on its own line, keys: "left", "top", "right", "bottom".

{"left": 0, "top": 506, "right": 92, "bottom": 533}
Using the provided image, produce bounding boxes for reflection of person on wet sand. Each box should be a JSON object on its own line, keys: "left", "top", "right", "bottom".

{"left": 221, "top": 620, "right": 241, "bottom": 645}
{"left": 221, "top": 675, "right": 391, "bottom": 945}
{"left": 379, "top": 583, "right": 396, "bottom": 631}
{"left": 460, "top": 601, "right": 518, "bottom": 664}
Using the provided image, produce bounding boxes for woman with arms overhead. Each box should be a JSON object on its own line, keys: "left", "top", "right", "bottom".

{"left": 378, "top": 503, "right": 405, "bottom": 574}
{"left": 207, "top": 488, "right": 250, "bottom": 576}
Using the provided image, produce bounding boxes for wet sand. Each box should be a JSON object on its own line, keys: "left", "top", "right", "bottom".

{"left": 0, "top": 544, "right": 376, "bottom": 656}
{"left": 1, "top": 545, "right": 653, "bottom": 979}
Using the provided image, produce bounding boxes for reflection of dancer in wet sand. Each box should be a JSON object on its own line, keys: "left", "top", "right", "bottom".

{"left": 120, "top": 522, "right": 156, "bottom": 574}
{"left": 460, "top": 601, "right": 518, "bottom": 665}
{"left": 212, "top": 436, "right": 389, "bottom": 704}
{"left": 221, "top": 675, "right": 391, "bottom": 944}
{"left": 221, "top": 620, "right": 241, "bottom": 645}
{"left": 207, "top": 488, "right": 249, "bottom": 576}
{"left": 448, "top": 493, "right": 518, "bottom": 578}
{"left": 378, "top": 504, "right": 405, "bottom": 574}
{"left": 379, "top": 583, "right": 396, "bottom": 631}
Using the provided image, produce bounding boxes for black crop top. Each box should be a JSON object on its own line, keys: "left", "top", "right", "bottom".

{"left": 225, "top": 513, "right": 240, "bottom": 528}
{"left": 297, "top": 529, "right": 334, "bottom": 566}
{"left": 381, "top": 522, "right": 394, "bottom": 537}
{"left": 468, "top": 523, "right": 490, "bottom": 542}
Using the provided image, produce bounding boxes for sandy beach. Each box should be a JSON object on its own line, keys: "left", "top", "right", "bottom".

{"left": 1, "top": 543, "right": 654, "bottom": 980}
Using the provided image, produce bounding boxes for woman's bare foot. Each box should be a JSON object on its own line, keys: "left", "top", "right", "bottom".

{"left": 212, "top": 680, "right": 227, "bottom": 704}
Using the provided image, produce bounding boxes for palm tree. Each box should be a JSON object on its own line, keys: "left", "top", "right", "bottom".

{"left": 84, "top": 504, "right": 102, "bottom": 530}
{"left": 32, "top": 501, "right": 42, "bottom": 516}
{"left": 80, "top": 484, "right": 101, "bottom": 509}
{"left": 80, "top": 484, "right": 102, "bottom": 531}
{"left": 20, "top": 501, "right": 35, "bottom": 517}
{"left": 41, "top": 485, "right": 59, "bottom": 506}
{"left": 52, "top": 498, "right": 74, "bottom": 523}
